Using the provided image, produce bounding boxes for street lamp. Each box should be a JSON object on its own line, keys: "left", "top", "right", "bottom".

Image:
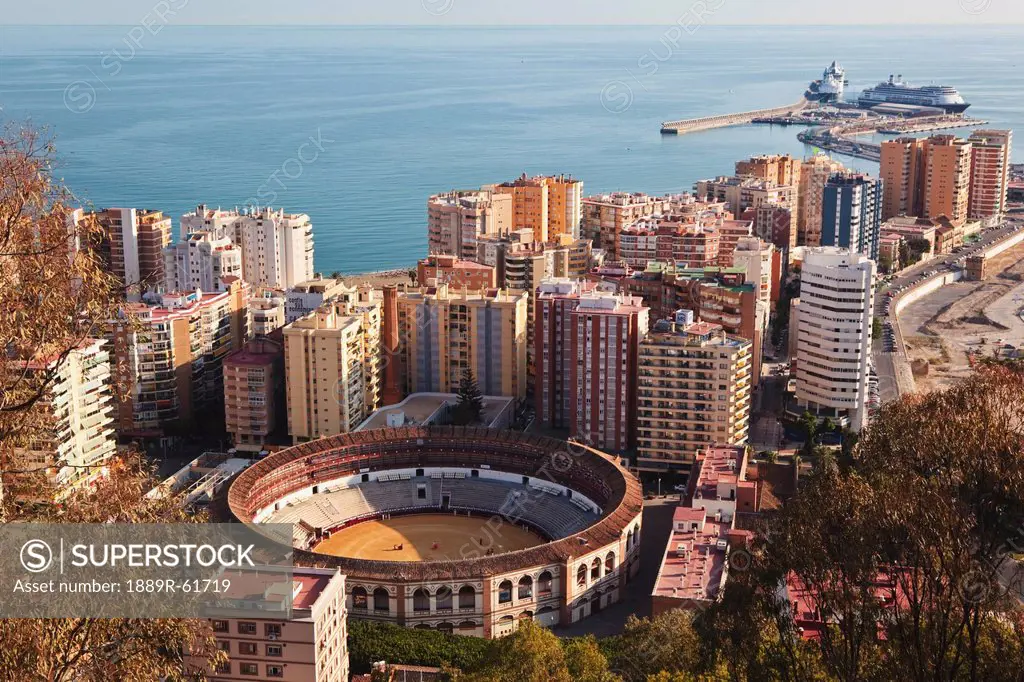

{"left": 657, "top": 478, "right": 661, "bottom": 497}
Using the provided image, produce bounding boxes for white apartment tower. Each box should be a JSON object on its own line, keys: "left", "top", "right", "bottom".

{"left": 163, "top": 231, "right": 243, "bottom": 293}
{"left": 15, "top": 340, "right": 117, "bottom": 495}
{"left": 793, "top": 248, "right": 875, "bottom": 431}
{"left": 181, "top": 205, "right": 315, "bottom": 290}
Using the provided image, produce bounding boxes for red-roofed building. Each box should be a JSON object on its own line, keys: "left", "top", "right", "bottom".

{"left": 190, "top": 567, "right": 349, "bottom": 682}
{"left": 652, "top": 444, "right": 758, "bottom": 615}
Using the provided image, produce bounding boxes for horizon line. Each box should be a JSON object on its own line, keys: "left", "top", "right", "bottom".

{"left": 4, "top": 22, "right": 1024, "bottom": 27}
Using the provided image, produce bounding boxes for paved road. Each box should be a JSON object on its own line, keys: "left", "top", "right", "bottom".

{"left": 872, "top": 218, "right": 1024, "bottom": 403}
{"left": 553, "top": 498, "right": 677, "bottom": 639}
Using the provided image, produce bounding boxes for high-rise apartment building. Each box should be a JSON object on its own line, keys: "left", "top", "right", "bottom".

{"left": 879, "top": 135, "right": 972, "bottom": 226}
{"left": 967, "top": 129, "right": 1013, "bottom": 220}
{"left": 880, "top": 137, "right": 925, "bottom": 220}
{"left": 224, "top": 336, "right": 283, "bottom": 452}
{"left": 163, "top": 230, "right": 243, "bottom": 294}
{"left": 798, "top": 155, "right": 847, "bottom": 246}
{"left": 490, "top": 174, "right": 583, "bottom": 243}
{"left": 427, "top": 190, "right": 513, "bottom": 260}
{"left": 793, "top": 248, "right": 875, "bottom": 431}
{"left": 821, "top": 173, "right": 883, "bottom": 260}
{"left": 284, "top": 299, "right": 382, "bottom": 442}
{"left": 111, "top": 280, "right": 250, "bottom": 436}
{"left": 735, "top": 154, "right": 802, "bottom": 197}
{"left": 11, "top": 339, "right": 117, "bottom": 496}
{"left": 637, "top": 316, "right": 753, "bottom": 472}
{"left": 394, "top": 284, "right": 528, "bottom": 399}
{"left": 84, "top": 208, "right": 172, "bottom": 298}
{"left": 192, "top": 567, "right": 349, "bottom": 682}
{"left": 569, "top": 290, "right": 649, "bottom": 452}
{"left": 536, "top": 281, "right": 648, "bottom": 452}
{"left": 582, "top": 192, "right": 671, "bottom": 258}
{"left": 732, "top": 237, "right": 776, "bottom": 312}
{"left": 535, "top": 279, "right": 603, "bottom": 430}
{"left": 181, "top": 205, "right": 315, "bottom": 289}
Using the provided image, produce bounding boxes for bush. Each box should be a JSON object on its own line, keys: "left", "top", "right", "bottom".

{"left": 348, "top": 620, "right": 491, "bottom": 675}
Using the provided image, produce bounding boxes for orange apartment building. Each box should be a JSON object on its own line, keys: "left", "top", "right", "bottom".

{"left": 798, "top": 155, "right": 847, "bottom": 246}
{"left": 736, "top": 154, "right": 802, "bottom": 187}
{"left": 490, "top": 173, "right": 583, "bottom": 244}
{"left": 416, "top": 254, "right": 497, "bottom": 289}
{"left": 967, "top": 129, "right": 1013, "bottom": 220}
{"left": 192, "top": 567, "right": 349, "bottom": 682}
{"left": 880, "top": 135, "right": 973, "bottom": 226}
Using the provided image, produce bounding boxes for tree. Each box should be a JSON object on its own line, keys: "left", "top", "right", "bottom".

{"left": 0, "top": 456, "right": 225, "bottom": 680}
{"left": 463, "top": 620, "right": 571, "bottom": 682}
{"left": 705, "top": 365, "right": 1024, "bottom": 682}
{"left": 871, "top": 317, "right": 882, "bottom": 341}
{"left": 603, "top": 612, "right": 702, "bottom": 682}
{"left": 0, "top": 127, "right": 223, "bottom": 679}
{"left": 452, "top": 370, "right": 484, "bottom": 426}
{"left": 0, "top": 126, "right": 124, "bottom": 506}
{"left": 798, "top": 410, "right": 819, "bottom": 456}
{"left": 564, "top": 636, "right": 621, "bottom": 682}
{"left": 408, "top": 268, "right": 418, "bottom": 285}
{"left": 329, "top": 271, "right": 343, "bottom": 279}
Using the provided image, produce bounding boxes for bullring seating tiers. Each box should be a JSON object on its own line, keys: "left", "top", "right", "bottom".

{"left": 268, "top": 477, "right": 599, "bottom": 543}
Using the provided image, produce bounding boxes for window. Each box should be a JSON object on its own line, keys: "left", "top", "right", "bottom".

{"left": 436, "top": 587, "right": 453, "bottom": 611}
{"left": 605, "top": 552, "right": 616, "bottom": 573}
{"left": 239, "top": 641, "right": 258, "bottom": 655}
{"left": 352, "top": 586, "right": 368, "bottom": 609}
{"left": 538, "top": 571, "right": 553, "bottom": 595}
{"left": 518, "top": 575, "right": 533, "bottom": 599}
{"left": 238, "top": 622, "right": 257, "bottom": 635}
{"left": 267, "top": 664, "right": 284, "bottom": 678}
{"left": 498, "top": 580, "right": 513, "bottom": 604}
{"left": 459, "top": 585, "right": 476, "bottom": 609}
{"left": 374, "top": 587, "right": 390, "bottom": 612}
{"left": 413, "top": 588, "right": 431, "bottom": 612}
{"left": 591, "top": 558, "right": 602, "bottom": 581}
{"left": 266, "top": 644, "right": 283, "bottom": 657}
{"left": 218, "top": 640, "right": 230, "bottom": 653}
{"left": 265, "top": 624, "right": 282, "bottom": 638}
{"left": 212, "top": 620, "right": 229, "bottom": 633}
{"left": 215, "top": 662, "right": 231, "bottom": 674}
{"left": 576, "top": 564, "right": 587, "bottom": 587}
{"left": 240, "top": 663, "right": 258, "bottom": 676}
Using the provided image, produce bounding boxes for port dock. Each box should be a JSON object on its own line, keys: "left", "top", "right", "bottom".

{"left": 660, "top": 98, "right": 814, "bottom": 135}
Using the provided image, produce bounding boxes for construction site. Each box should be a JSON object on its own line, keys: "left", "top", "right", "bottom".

{"left": 900, "top": 241, "right": 1024, "bottom": 393}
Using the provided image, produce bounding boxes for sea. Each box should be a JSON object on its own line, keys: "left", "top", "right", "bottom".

{"left": 2, "top": 24, "right": 1023, "bottom": 273}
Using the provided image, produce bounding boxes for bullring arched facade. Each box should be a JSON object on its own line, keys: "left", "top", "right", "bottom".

{"left": 228, "top": 427, "right": 644, "bottom": 638}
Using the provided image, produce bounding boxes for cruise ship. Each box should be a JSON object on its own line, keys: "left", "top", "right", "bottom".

{"left": 806, "top": 61, "right": 847, "bottom": 102}
{"left": 858, "top": 75, "right": 970, "bottom": 113}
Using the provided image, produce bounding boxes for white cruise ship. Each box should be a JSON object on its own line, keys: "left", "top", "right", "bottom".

{"left": 858, "top": 75, "right": 970, "bottom": 113}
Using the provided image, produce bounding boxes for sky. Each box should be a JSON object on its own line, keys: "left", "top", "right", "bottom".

{"left": 4, "top": 0, "right": 1022, "bottom": 26}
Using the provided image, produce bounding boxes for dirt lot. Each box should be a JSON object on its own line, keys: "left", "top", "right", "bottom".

{"left": 341, "top": 268, "right": 416, "bottom": 289}
{"left": 901, "top": 251, "right": 1024, "bottom": 393}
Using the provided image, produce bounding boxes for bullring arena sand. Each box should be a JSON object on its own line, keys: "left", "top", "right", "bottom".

{"left": 313, "top": 514, "right": 546, "bottom": 561}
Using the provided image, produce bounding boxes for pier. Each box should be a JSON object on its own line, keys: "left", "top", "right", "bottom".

{"left": 660, "top": 98, "right": 814, "bottom": 135}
